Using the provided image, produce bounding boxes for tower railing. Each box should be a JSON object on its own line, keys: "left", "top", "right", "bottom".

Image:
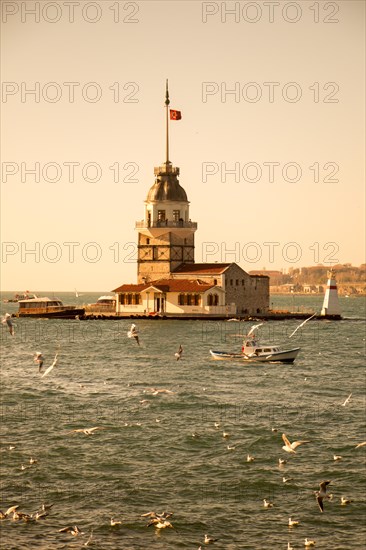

{"left": 135, "top": 220, "right": 197, "bottom": 229}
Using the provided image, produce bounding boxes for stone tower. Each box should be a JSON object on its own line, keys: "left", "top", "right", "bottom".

{"left": 135, "top": 82, "right": 197, "bottom": 284}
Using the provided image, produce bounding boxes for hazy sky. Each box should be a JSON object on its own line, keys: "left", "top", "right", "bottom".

{"left": 1, "top": 0, "right": 365, "bottom": 291}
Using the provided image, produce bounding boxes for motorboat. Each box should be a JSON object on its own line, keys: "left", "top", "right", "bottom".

{"left": 210, "top": 323, "right": 300, "bottom": 363}
{"left": 17, "top": 297, "right": 84, "bottom": 318}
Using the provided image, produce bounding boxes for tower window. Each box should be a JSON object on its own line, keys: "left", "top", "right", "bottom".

{"left": 173, "top": 210, "right": 180, "bottom": 221}
{"left": 158, "top": 210, "right": 166, "bottom": 221}
{"left": 230, "top": 279, "right": 233, "bottom": 286}
{"left": 146, "top": 238, "right": 150, "bottom": 244}
{"left": 236, "top": 279, "right": 239, "bottom": 286}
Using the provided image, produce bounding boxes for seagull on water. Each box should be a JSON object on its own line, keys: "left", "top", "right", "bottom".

{"left": 247, "top": 454, "right": 255, "bottom": 462}
{"left": 304, "top": 538, "right": 316, "bottom": 547}
{"left": 283, "top": 476, "right": 292, "bottom": 483}
{"left": 333, "top": 454, "right": 342, "bottom": 461}
{"left": 0, "top": 505, "right": 19, "bottom": 519}
{"left": 41, "top": 352, "right": 59, "bottom": 378}
{"left": 287, "top": 543, "right": 294, "bottom": 550}
{"left": 341, "top": 393, "right": 352, "bottom": 406}
{"left": 204, "top": 534, "right": 218, "bottom": 544}
{"left": 263, "top": 499, "right": 273, "bottom": 508}
{"left": 340, "top": 496, "right": 352, "bottom": 506}
{"left": 110, "top": 517, "right": 122, "bottom": 526}
{"left": 59, "top": 525, "right": 84, "bottom": 536}
{"left": 175, "top": 345, "right": 183, "bottom": 360}
{"left": 2, "top": 313, "right": 15, "bottom": 336}
{"left": 315, "top": 480, "right": 331, "bottom": 512}
{"left": 288, "top": 517, "right": 300, "bottom": 527}
{"left": 279, "top": 458, "right": 287, "bottom": 466}
{"left": 282, "top": 433, "right": 310, "bottom": 454}
{"left": 127, "top": 323, "right": 140, "bottom": 345}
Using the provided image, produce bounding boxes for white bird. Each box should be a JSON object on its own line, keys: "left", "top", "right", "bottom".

{"left": 174, "top": 345, "right": 183, "bottom": 360}
{"left": 227, "top": 445, "right": 236, "bottom": 451}
{"left": 340, "top": 496, "right": 352, "bottom": 506}
{"left": 287, "top": 543, "right": 294, "bottom": 550}
{"left": 304, "top": 538, "right": 316, "bottom": 547}
{"left": 110, "top": 517, "right": 122, "bottom": 526}
{"left": 279, "top": 458, "right": 287, "bottom": 466}
{"left": 66, "top": 427, "right": 105, "bottom": 436}
{"left": 341, "top": 393, "right": 352, "bottom": 406}
{"left": 59, "top": 525, "right": 84, "bottom": 536}
{"left": 333, "top": 454, "right": 342, "bottom": 461}
{"left": 288, "top": 313, "right": 316, "bottom": 338}
{"left": 204, "top": 534, "right": 218, "bottom": 544}
{"left": 288, "top": 517, "right": 300, "bottom": 527}
{"left": 283, "top": 476, "right": 292, "bottom": 483}
{"left": 127, "top": 323, "right": 140, "bottom": 345}
{"left": 282, "top": 433, "right": 310, "bottom": 454}
{"left": 315, "top": 480, "right": 331, "bottom": 512}
{"left": 263, "top": 499, "right": 273, "bottom": 508}
{"left": 355, "top": 441, "right": 366, "bottom": 448}
{"left": 41, "top": 353, "right": 59, "bottom": 378}
{"left": 2, "top": 313, "right": 15, "bottom": 336}
{"left": 214, "top": 422, "right": 220, "bottom": 429}
{"left": 247, "top": 323, "right": 264, "bottom": 336}
{"left": 34, "top": 352, "right": 44, "bottom": 372}
{"left": 222, "top": 431, "right": 230, "bottom": 439}
{"left": 247, "top": 454, "right": 255, "bottom": 462}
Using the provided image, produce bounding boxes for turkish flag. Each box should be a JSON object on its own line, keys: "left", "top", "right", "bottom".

{"left": 170, "top": 109, "right": 182, "bottom": 120}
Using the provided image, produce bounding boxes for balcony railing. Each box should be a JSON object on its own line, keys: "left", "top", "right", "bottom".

{"left": 135, "top": 220, "right": 197, "bottom": 229}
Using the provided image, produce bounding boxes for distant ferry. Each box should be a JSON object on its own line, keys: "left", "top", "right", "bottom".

{"left": 17, "top": 297, "right": 84, "bottom": 319}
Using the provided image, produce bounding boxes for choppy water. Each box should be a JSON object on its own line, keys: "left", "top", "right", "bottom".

{"left": 1, "top": 293, "right": 365, "bottom": 549}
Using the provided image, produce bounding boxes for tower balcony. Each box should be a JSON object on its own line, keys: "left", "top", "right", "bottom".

{"left": 136, "top": 220, "right": 197, "bottom": 230}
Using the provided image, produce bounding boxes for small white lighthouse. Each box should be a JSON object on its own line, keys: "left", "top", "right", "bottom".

{"left": 321, "top": 269, "right": 341, "bottom": 317}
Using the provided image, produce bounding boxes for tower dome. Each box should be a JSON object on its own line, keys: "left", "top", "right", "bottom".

{"left": 146, "top": 165, "right": 188, "bottom": 202}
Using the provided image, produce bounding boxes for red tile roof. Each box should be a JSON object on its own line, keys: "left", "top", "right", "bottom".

{"left": 173, "top": 263, "right": 232, "bottom": 274}
{"left": 112, "top": 278, "right": 217, "bottom": 293}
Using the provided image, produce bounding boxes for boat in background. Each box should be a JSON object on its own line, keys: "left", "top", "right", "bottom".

{"left": 210, "top": 323, "right": 300, "bottom": 363}
{"left": 17, "top": 297, "right": 84, "bottom": 319}
{"left": 3, "top": 291, "right": 37, "bottom": 303}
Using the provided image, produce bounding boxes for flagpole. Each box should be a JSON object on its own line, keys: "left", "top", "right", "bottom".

{"left": 165, "top": 79, "right": 170, "bottom": 165}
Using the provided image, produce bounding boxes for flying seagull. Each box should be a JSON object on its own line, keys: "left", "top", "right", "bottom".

{"left": 127, "top": 323, "right": 140, "bottom": 345}
{"left": 288, "top": 313, "right": 316, "bottom": 338}
{"left": 175, "top": 345, "right": 183, "bottom": 360}
{"left": 2, "top": 313, "right": 15, "bottom": 336}
{"left": 247, "top": 323, "right": 264, "bottom": 337}
{"left": 341, "top": 393, "right": 352, "bottom": 406}
{"left": 315, "top": 480, "right": 331, "bottom": 512}
{"left": 41, "top": 353, "right": 59, "bottom": 378}
{"left": 282, "top": 433, "right": 310, "bottom": 454}
{"left": 34, "top": 352, "right": 44, "bottom": 372}
{"left": 66, "top": 427, "right": 105, "bottom": 436}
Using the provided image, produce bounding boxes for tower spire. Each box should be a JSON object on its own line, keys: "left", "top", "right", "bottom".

{"left": 165, "top": 79, "right": 170, "bottom": 166}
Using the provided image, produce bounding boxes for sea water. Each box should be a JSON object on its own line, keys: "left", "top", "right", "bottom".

{"left": 0, "top": 293, "right": 365, "bottom": 549}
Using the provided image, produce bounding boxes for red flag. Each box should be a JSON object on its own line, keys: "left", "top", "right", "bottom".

{"left": 170, "top": 109, "right": 182, "bottom": 120}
